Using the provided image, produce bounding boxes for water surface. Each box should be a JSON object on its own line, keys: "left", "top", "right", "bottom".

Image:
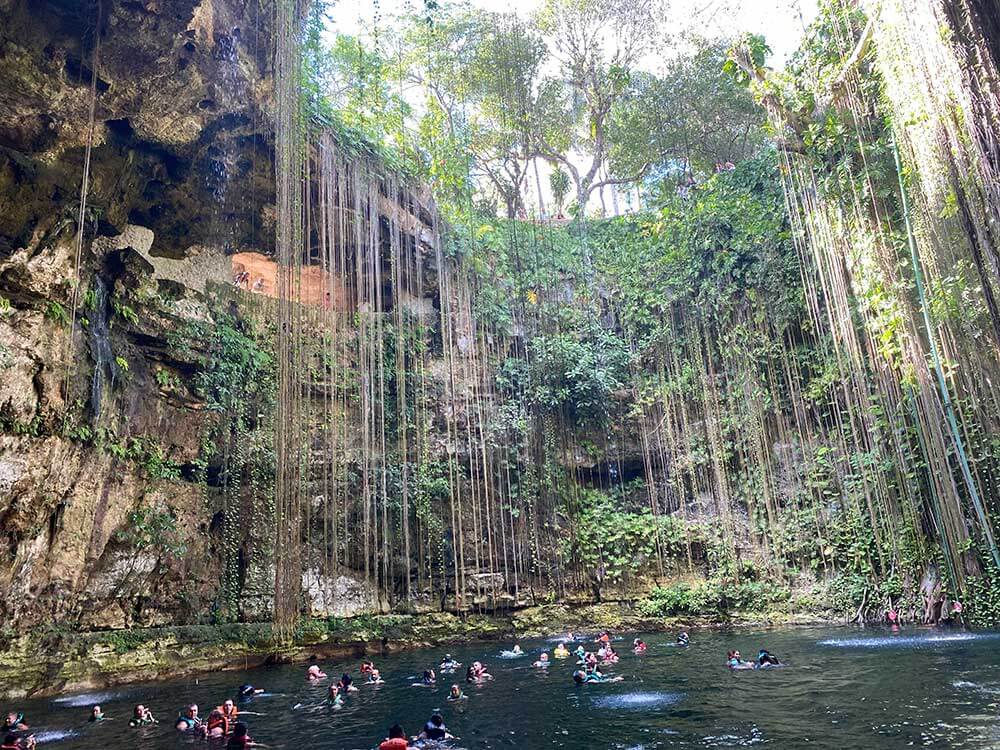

{"left": 10, "top": 626, "right": 1000, "bottom": 749}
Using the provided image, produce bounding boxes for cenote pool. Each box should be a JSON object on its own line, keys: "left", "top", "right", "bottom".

{"left": 12, "top": 626, "right": 1000, "bottom": 749}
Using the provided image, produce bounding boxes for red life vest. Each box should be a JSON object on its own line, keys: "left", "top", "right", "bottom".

{"left": 379, "top": 739, "right": 409, "bottom": 750}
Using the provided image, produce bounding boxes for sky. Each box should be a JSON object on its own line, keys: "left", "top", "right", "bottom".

{"left": 328, "top": 0, "right": 818, "bottom": 68}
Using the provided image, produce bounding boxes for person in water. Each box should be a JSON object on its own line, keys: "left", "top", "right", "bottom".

{"left": 726, "top": 650, "right": 755, "bottom": 670}
{"left": 307, "top": 664, "right": 327, "bottom": 681}
{"left": 414, "top": 669, "right": 436, "bottom": 686}
{"left": 238, "top": 684, "right": 264, "bottom": 700}
{"left": 447, "top": 684, "right": 466, "bottom": 701}
{"left": 1, "top": 733, "right": 34, "bottom": 750}
{"left": 0, "top": 716, "right": 26, "bottom": 734}
{"left": 633, "top": 638, "right": 647, "bottom": 654}
{"left": 553, "top": 643, "right": 570, "bottom": 658}
{"left": 175, "top": 703, "right": 204, "bottom": 733}
{"left": 677, "top": 631, "right": 690, "bottom": 646}
{"left": 419, "top": 714, "right": 454, "bottom": 741}
{"left": 367, "top": 667, "right": 385, "bottom": 684}
{"left": 533, "top": 652, "right": 550, "bottom": 668}
{"left": 88, "top": 705, "right": 105, "bottom": 723}
{"left": 327, "top": 684, "right": 344, "bottom": 708}
{"left": 226, "top": 722, "right": 259, "bottom": 749}
{"left": 439, "top": 654, "right": 461, "bottom": 670}
{"left": 573, "top": 669, "right": 622, "bottom": 684}
{"left": 220, "top": 698, "right": 238, "bottom": 724}
{"left": 574, "top": 645, "right": 587, "bottom": 661}
{"left": 130, "top": 704, "right": 156, "bottom": 726}
{"left": 757, "top": 649, "right": 780, "bottom": 667}
{"left": 338, "top": 673, "right": 359, "bottom": 692}
{"left": 205, "top": 708, "right": 229, "bottom": 738}
{"left": 511, "top": 644, "right": 523, "bottom": 655}
{"left": 379, "top": 723, "right": 410, "bottom": 750}
{"left": 360, "top": 660, "right": 375, "bottom": 676}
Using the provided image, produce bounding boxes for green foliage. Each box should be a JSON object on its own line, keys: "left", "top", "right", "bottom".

{"left": 639, "top": 578, "right": 790, "bottom": 618}
{"left": 114, "top": 505, "right": 187, "bottom": 559}
{"left": 45, "top": 300, "right": 69, "bottom": 325}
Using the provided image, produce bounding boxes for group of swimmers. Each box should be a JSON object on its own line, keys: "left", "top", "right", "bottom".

{"left": 165, "top": 686, "right": 266, "bottom": 747}
{"left": 726, "top": 648, "right": 781, "bottom": 670}
{"left": 2, "top": 712, "right": 34, "bottom": 750}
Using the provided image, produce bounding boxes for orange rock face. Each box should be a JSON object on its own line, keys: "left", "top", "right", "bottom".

{"left": 231, "top": 252, "right": 348, "bottom": 309}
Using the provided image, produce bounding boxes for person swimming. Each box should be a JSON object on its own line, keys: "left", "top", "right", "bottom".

{"left": 757, "top": 649, "right": 781, "bottom": 667}
{"left": 727, "top": 650, "right": 755, "bottom": 670}
{"left": 175, "top": 704, "right": 204, "bottom": 733}
{"left": 511, "top": 644, "right": 523, "bottom": 655}
{"left": 633, "top": 638, "right": 647, "bottom": 654}
{"left": 439, "top": 654, "right": 461, "bottom": 671}
{"left": 307, "top": 664, "right": 327, "bottom": 681}
{"left": 419, "top": 714, "right": 453, "bottom": 741}
{"left": 327, "top": 684, "right": 344, "bottom": 708}
{"left": 360, "top": 660, "right": 375, "bottom": 676}
{"left": 238, "top": 685, "right": 264, "bottom": 700}
{"left": 677, "top": 631, "right": 690, "bottom": 646}
{"left": 226, "top": 722, "right": 258, "bottom": 749}
{"left": 532, "top": 652, "right": 550, "bottom": 668}
{"left": 553, "top": 643, "right": 570, "bottom": 658}
{"left": 466, "top": 661, "right": 492, "bottom": 682}
{"left": 88, "top": 705, "right": 104, "bottom": 722}
{"left": 574, "top": 645, "right": 587, "bottom": 662}
{"left": 129, "top": 704, "right": 156, "bottom": 727}
{"left": 0, "top": 716, "right": 26, "bottom": 734}
{"left": 379, "top": 724, "right": 410, "bottom": 750}
{"left": 219, "top": 698, "right": 238, "bottom": 724}
{"left": 367, "top": 667, "right": 385, "bottom": 684}
{"left": 573, "top": 669, "right": 622, "bottom": 684}
{"left": 413, "top": 669, "right": 436, "bottom": 686}
{"left": 447, "top": 684, "right": 466, "bottom": 701}
{"left": 338, "top": 673, "right": 359, "bottom": 692}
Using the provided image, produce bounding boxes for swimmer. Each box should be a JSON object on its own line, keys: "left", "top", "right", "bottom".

{"left": 596, "top": 631, "right": 611, "bottom": 645}
{"left": 727, "top": 650, "right": 755, "bottom": 670}
{"left": 418, "top": 714, "right": 454, "bottom": 741}
{"left": 439, "top": 654, "right": 461, "bottom": 671}
{"left": 367, "top": 667, "right": 385, "bottom": 684}
{"left": 573, "top": 669, "right": 623, "bottom": 684}
{"left": 307, "top": 664, "right": 328, "bottom": 681}
{"left": 129, "top": 704, "right": 156, "bottom": 727}
{"left": 413, "top": 669, "right": 436, "bottom": 687}
{"left": 205, "top": 708, "right": 229, "bottom": 738}
{"left": 327, "top": 684, "right": 344, "bottom": 708}
{"left": 220, "top": 699, "right": 238, "bottom": 723}
{"left": 757, "top": 649, "right": 781, "bottom": 667}
{"left": 1, "top": 733, "right": 34, "bottom": 750}
{"left": 553, "top": 643, "right": 570, "bottom": 658}
{"left": 574, "top": 645, "right": 586, "bottom": 662}
{"left": 226, "top": 722, "right": 259, "bottom": 749}
{"left": 338, "top": 673, "right": 359, "bottom": 692}
{"left": 677, "top": 631, "right": 689, "bottom": 647}
{"left": 0, "top": 716, "right": 26, "bottom": 734}
{"left": 447, "top": 684, "right": 466, "bottom": 701}
{"left": 532, "top": 652, "right": 550, "bottom": 668}
{"left": 238, "top": 685, "right": 264, "bottom": 700}
{"left": 379, "top": 724, "right": 410, "bottom": 750}
{"left": 360, "top": 660, "right": 375, "bottom": 676}
{"left": 175, "top": 704, "right": 203, "bottom": 733}
{"left": 633, "top": 638, "right": 647, "bottom": 654}
{"left": 88, "top": 705, "right": 105, "bottom": 722}
{"left": 512, "top": 644, "right": 523, "bottom": 655}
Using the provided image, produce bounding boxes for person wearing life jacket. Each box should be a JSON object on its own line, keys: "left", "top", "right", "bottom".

{"left": 175, "top": 703, "right": 203, "bottom": 733}
{"left": 306, "top": 664, "right": 327, "bottom": 681}
{"left": 677, "top": 631, "right": 690, "bottom": 647}
{"left": 532, "top": 652, "right": 550, "bottom": 668}
{"left": 553, "top": 643, "right": 570, "bottom": 658}
{"left": 0, "top": 716, "right": 26, "bottom": 734}
{"left": 727, "top": 650, "right": 755, "bottom": 670}
{"left": 633, "top": 638, "right": 647, "bottom": 654}
{"left": 88, "top": 705, "right": 105, "bottom": 722}
{"left": 337, "top": 673, "right": 359, "bottom": 692}
{"left": 413, "top": 669, "right": 436, "bottom": 687}
{"left": 220, "top": 699, "right": 238, "bottom": 724}
{"left": 360, "top": 660, "right": 374, "bottom": 677}
{"left": 226, "top": 722, "right": 258, "bottom": 749}
{"left": 130, "top": 704, "right": 156, "bottom": 727}
{"left": 205, "top": 708, "right": 229, "bottom": 738}
{"left": 439, "top": 654, "right": 461, "bottom": 671}
{"left": 379, "top": 723, "right": 410, "bottom": 750}
{"left": 367, "top": 667, "right": 384, "bottom": 684}
{"left": 757, "top": 649, "right": 780, "bottom": 667}
{"left": 447, "top": 684, "right": 465, "bottom": 701}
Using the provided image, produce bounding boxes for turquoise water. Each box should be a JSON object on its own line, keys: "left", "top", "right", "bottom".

{"left": 9, "top": 626, "right": 1000, "bottom": 748}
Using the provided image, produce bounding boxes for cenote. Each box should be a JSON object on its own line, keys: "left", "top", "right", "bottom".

{"left": 14, "top": 627, "right": 1000, "bottom": 749}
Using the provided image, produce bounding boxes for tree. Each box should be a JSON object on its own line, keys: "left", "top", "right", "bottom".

{"left": 532, "top": 0, "right": 663, "bottom": 211}
{"left": 549, "top": 167, "right": 570, "bottom": 214}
